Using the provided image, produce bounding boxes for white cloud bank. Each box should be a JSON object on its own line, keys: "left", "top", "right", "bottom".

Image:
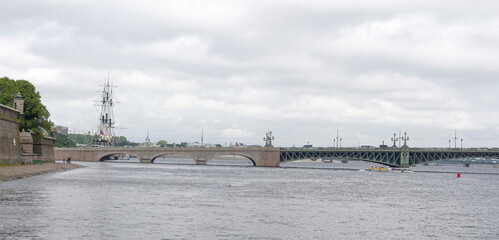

{"left": 1, "top": 0, "right": 499, "bottom": 147}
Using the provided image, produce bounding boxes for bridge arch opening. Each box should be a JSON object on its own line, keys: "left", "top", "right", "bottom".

{"left": 151, "top": 153, "right": 196, "bottom": 165}
{"left": 206, "top": 154, "right": 255, "bottom": 167}
{"left": 99, "top": 153, "right": 139, "bottom": 162}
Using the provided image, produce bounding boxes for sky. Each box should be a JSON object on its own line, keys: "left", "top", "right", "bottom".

{"left": 2, "top": 0, "right": 499, "bottom": 148}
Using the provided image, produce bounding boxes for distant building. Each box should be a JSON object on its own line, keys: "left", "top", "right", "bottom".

{"left": 55, "top": 125, "right": 69, "bottom": 135}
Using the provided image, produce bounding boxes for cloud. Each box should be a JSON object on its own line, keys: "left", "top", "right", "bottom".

{"left": 222, "top": 127, "right": 253, "bottom": 139}
{"left": 1, "top": 0, "right": 499, "bottom": 147}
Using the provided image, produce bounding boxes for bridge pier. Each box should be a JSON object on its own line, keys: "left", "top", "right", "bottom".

{"left": 399, "top": 145, "right": 410, "bottom": 168}
{"left": 140, "top": 158, "right": 151, "bottom": 163}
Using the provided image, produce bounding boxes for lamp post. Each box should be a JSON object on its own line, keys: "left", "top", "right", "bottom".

{"left": 340, "top": 138, "right": 342, "bottom": 148}
{"left": 449, "top": 139, "right": 451, "bottom": 149}
{"left": 263, "top": 130, "right": 274, "bottom": 147}
{"left": 461, "top": 139, "right": 463, "bottom": 150}
{"left": 401, "top": 132, "right": 409, "bottom": 146}
{"left": 333, "top": 139, "right": 336, "bottom": 148}
{"left": 336, "top": 129, "right": 339, "bottom": 149}
{"left": 391, "top": 133, "right": 398, "bottom": 148}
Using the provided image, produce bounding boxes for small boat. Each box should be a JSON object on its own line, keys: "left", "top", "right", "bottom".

{"left": 367, "top": 166, "right": 391, "bottom": 172}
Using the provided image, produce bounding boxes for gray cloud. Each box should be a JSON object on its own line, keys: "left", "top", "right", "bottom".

{"left": 1, "top": 0, "right": 499, "bottom": 147}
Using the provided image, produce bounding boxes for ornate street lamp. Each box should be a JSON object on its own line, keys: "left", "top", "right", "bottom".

{"left": 401, "top": 132, "right": 409, "bottom": 146}
{"left": 391, "top": 133, "right": 398, "bottom": 148}
{"left": 263, "top": 130, "right": 275, "bottom": 147}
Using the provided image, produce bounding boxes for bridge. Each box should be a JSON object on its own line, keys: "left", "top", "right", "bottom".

{"left": 54, "top": 145, "right": 499, "bottom": 168}
{"left": 54, "top": 147, "right": 281, "bottom": 167}
{"left": 280, "top": 145, "right": 499, "bottom": 168}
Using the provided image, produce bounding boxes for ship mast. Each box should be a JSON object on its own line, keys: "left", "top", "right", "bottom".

{"left": 94, "top": 75, "right": 116, "bottom": 147}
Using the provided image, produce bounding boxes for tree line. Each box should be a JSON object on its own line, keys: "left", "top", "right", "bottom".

{"left": 54, "top": 133, "right": 139, "bottom": 147}
{"left": 54, "top": 133, "right": 190, "bottom": 148}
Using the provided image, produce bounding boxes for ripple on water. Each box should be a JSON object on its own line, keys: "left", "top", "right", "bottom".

{"left": 0, "top": 161, "right": 498, "bottom": 239}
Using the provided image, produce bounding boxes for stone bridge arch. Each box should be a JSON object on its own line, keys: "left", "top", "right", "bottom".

{"left": 203, "top": 152, "right": 257, "bottom": 166}
{"left": 149, "top": 152, "right": 196, "bottom": 163}
{"left": 97, "top": 151, "right": 142, "bottom": 161}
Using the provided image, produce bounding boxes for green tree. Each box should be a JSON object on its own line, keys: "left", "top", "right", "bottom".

{"left": 54, "top": 133, "right": 76, "bottom": 147}
{"left": 0, "top": 77, "right": 52, "bottom": 139}
{"left": 0, "top": 78, "right": 16, "bottom": 104}
{"left": 69, "top": 134, "right": 94, "bottom": 145}
{"left": 157, "top": 140, "right": 167, "bottom": 147}
{"left": 113, "top": 136, "right": 138, "bottom": 147}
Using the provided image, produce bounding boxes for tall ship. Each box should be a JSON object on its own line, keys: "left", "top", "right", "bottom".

{"left": 92, "top": 76, "right": 116, "bottom": 147}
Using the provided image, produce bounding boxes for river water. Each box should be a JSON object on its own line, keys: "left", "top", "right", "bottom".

{"left": 1, "top": 160, "right": 498, "bottom": 239}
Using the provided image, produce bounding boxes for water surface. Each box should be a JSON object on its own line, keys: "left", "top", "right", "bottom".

{"left": 1, "top": 161, "right": 498, "bottom": 239}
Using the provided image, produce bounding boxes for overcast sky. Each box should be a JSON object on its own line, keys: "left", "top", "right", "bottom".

{"left": 2, "top": 0, "right": 499, "bottom": 147}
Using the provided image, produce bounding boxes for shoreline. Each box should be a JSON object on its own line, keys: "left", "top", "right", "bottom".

{"left": 0, "top": 162, "right": 83, "bottom": 182}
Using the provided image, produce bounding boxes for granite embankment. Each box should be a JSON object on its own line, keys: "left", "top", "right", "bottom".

{"left": 0, "top": 163, "right": 82, "bottom": 182}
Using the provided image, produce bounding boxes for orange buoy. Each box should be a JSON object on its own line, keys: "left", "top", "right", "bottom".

{"left": 457, "top": 172, "right": 461, "bottom": 178}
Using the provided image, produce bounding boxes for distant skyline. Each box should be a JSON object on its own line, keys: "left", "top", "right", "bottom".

{"left": 2, "top": 0, "right": 499, "bottom": 147}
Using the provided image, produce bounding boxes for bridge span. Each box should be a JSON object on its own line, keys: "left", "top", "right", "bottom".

{"left": 54, "top": 147, "right": 281, "bottom": 167}
{"left": 54, "top": 145, "right": 499, "bottom": 168}
{"left": 280, "top": 146, "right": 499, "bottom": 168}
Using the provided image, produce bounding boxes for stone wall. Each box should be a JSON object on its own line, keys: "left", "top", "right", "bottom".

{"left": 0, "top": 103, "right": 22, "bottom": 165}
{"left": 20, "top": 131, "right": 33, "bottom": 154}
{"left": 20, "top": 132, "right": 56, "bottom": 164}
{"left": 1, "top": 103, "right": 56, "bottom": 165}
{"left": 21, "top": 136, "right": 55, "bottom": 164}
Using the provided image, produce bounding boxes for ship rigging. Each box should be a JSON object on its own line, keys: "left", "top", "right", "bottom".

{"left": 93, "top": 76, "right": 116, "bottom": 147}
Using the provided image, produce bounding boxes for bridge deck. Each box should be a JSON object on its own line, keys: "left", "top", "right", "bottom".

{"left": 280, "top": 148, "right": 499, "bottom": 167}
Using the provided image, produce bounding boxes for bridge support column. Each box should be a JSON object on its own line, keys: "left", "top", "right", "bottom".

{"left": 257, "top": 149, "right": 280, "bottom": 167}
{"left": 400, "top": 145, "right": 410, "bottom": 168}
